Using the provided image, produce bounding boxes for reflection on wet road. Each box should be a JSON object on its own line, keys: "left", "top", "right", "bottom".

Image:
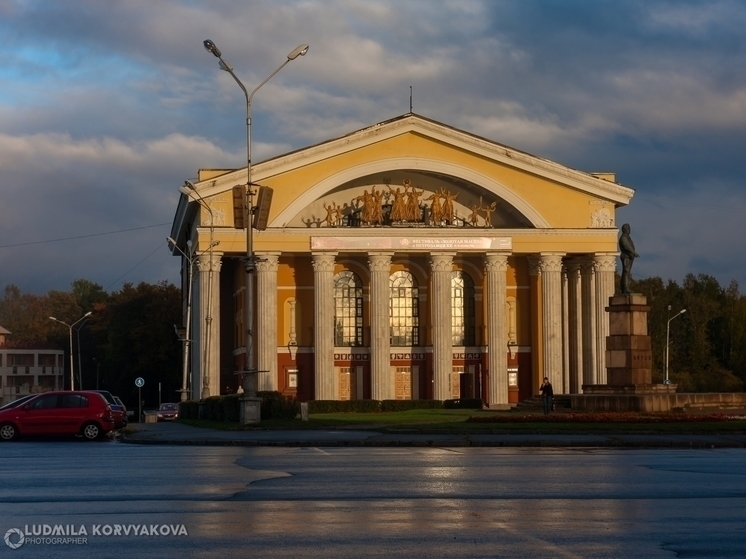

{"left": 1, "top": 441, "right": 744, "bottom": 558}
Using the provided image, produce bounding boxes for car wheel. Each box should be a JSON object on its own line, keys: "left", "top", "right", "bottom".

{"left": 82, "top": 422, "right": 102, "bottom": 440}
{"left": 0, "top": 423, "right": 18, "bottom": 441}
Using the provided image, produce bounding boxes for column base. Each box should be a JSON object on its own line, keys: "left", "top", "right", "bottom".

{"left": 488, "top": 403, "right": 512, "bottom": 410}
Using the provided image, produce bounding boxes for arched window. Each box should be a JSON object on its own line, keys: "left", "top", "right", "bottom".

{"left": 334, "top": 271, "right": 363, "bottom": 346}
{"left": 452, "top": 271, "right": 475, "bottom": 346}
{"left": 390, "top": 271, "right": 419, "bottom": 346}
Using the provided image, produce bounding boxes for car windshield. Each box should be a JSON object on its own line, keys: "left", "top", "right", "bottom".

{"left": 160, "top": 404, "right": 178, "bottom": 411}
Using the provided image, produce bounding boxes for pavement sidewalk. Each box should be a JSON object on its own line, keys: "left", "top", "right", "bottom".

{"left": 121, "top": 422, "right": 746, "bottom": 448}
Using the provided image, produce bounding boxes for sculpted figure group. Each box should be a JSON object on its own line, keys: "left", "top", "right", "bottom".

{"left": 321, "top": 179, "right": 498, "bottom": 228}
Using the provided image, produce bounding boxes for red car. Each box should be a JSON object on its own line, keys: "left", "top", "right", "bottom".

{"left": 0, "top": 391, "right": 115, "bottom": 441}
{"left": 157, "top": 403, "right": 179, "bottom": 421}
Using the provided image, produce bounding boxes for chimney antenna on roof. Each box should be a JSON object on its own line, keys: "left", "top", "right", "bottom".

{"left": 410, "top": 86, "right": 413, "bottom": 114}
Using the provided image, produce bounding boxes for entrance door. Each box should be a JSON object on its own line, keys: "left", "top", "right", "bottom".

{"left": 451, "top": 366, "right": 464, "bottom": 399}
{"left": 338, "top": 367, "right": 357, "bottom": 401}
{"left": 394, "top": 367, "right": 412, "bottom": 400}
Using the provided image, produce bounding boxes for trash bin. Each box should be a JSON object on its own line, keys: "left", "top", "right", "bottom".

{"left": 144, "top": 412, "right": 158, "bottom": 423}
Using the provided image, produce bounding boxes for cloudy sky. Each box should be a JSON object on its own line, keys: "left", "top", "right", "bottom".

{"left": 1, "top": 0, "right": 745, "bottom": 295}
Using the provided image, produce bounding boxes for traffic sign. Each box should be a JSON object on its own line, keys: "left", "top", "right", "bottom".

{"left": 135, "top": 377, "right": 145, "bottom": 388}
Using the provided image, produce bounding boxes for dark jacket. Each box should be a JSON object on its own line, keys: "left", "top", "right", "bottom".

{"left": 540, "top": 382, "right": 554, "bottom": 397}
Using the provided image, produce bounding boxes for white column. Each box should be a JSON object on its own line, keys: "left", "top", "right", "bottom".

{"left": 368, "top": 253, "right": 393, "bottom": 400}
{"left": 312, "top": 252, "right": 337, "bottom": 400}
{"left": 538, "top": 253, "right": 565, "bottom": 391}
{"left": 566, "top": 259, "right": 583, "bottom": 394}
{"left": 256, "top": 252, "right": 280, "bottom": 391}
{"left": 562, "top": 265, "right": 570, "bottom": 394}
{"left": 485, "top": 252, "right": 510, "bottom": 408}
{"left": 196, "top": 251, "right": 222, "bottom": 397}
{"left": 579, "top": 258, "right": 597, "bottom": 386}
{"left": 594, "top": 253, "right": 617, "bottom": 385}
{"left": 430, "top": 253, "right": 454, "bottom": 400}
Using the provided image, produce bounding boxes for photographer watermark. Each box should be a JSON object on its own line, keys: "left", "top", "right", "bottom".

{"left": 4, "top": 523, "right": 188, "bottom": 549}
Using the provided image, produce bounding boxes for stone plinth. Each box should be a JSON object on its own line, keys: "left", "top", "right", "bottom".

{"left": 575, "top": 293, "right": 678, "bottom": 412}
{"left": 605, "top": 293, "right": 652, "bottom": 386}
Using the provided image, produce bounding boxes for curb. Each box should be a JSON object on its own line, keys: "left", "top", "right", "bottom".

{"left": 120, "top": 435, "right": 746, "bottom": 449}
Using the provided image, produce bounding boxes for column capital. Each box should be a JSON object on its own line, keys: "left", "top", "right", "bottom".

{"left": 311, "top": 252, "right": 337, "bottom": 272}
{"left": 484, "top": 252, "right": 510, "bottom": 272}
{"left": 429, "top": 252, "right": 455, "bottom": 272}
{"left": 196, "top": 251, "right": 223, "bottom": 272}
{"left": 593, "top": 253, "right": 618, "bottom": 273}
{"left": 255, "top": 252, "right": 281, "bottom": 272}
{"left": 367, "top": 252, "right": 393, "bottom": 272}
{"left": 537, "top": 252, "right": 565, "bottom": 274}
{"left": 578, "top": 257, "right": 596, "bottom": 275}
{"left": 564, "top": 258, "right": 582, "bottom": 274}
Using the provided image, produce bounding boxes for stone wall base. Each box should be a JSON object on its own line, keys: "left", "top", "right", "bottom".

{"left": 571, "top": 392, "right": 746, "bottom": 412}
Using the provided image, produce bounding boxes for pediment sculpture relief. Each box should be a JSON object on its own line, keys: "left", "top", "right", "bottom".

{"left": 320, "top": 179, "right": 499, "bottom": 229}
{"left": 590, "top": 207, "right": 613, "bottom": 228}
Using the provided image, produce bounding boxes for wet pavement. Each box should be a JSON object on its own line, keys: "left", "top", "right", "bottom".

{"left": 2, "top": 439, "right": 746, "bottom": 558}
{"left": 122, "top": 421, "right": 746, "bottom": 448}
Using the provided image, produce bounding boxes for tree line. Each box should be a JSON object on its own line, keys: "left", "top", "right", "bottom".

{"left": 0, "top": 279, "right": 182, "bottom": 410}
{"left": 630, "top": 273, "right": 746, "bottom": 392}
{"left": 1, "top": 272, "right": 744, "bottom": 400}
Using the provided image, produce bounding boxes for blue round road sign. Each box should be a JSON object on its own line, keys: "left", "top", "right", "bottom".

{"left": 135, "top": 377, "right": 145, "bottom": 388}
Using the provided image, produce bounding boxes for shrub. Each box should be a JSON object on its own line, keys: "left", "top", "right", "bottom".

{"left": 257, "top": 391, "right": 299, "bottom": 420}
{"left": 381, "top": 399, "right": 444, "bottom": 412}
{"left": 203, "top": 396, "right": 224, "bottom": 421}
{"left": 308, "top": 400, "right": 382, "bottom": 414}
{"left": 443, "top": 398, "right": 484, "bottom": 410}
{"left": 179, "top": 400, "right": 200, "bottom": 420}
{"left": 221, "top": 394, "right": 241, "bottom": 422}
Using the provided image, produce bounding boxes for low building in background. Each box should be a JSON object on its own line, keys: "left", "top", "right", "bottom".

{"left": 0, "top": 327, "right": 64, "bottom": 405}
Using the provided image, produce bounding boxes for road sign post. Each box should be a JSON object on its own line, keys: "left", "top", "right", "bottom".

{"left": 135, "top": 377, "right": 145, "bottom": 422}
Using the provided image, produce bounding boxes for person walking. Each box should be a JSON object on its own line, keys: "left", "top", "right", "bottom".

{"left": 540, "top": 377, "right": 554, "bottom": 415}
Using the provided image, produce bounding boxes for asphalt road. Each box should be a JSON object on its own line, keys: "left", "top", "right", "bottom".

{"left": 1, "top": 439, "right": 745, "bottom": 558}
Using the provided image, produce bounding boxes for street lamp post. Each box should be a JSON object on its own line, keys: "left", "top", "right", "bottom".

{"left": 202, "top": 39, "right": 308, "bottom": 423}
{"left": 178, "top": 182, "right": 217, "bottom": 400}
{"left": 49, "top": 312, "right": 92, "bottom": 391}
{"left": 168, "top": 237, "right": 196, "bottom": 402}
{"left": 665, "top": 305, "right": 686, "bottom": 384}
{"left": 74, "top": 317, "right": 88, "bottom": 389}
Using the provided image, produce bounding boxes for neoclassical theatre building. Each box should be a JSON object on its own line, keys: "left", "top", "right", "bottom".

{"left": 170, "top": 114, "right": 633, "bottom": 407}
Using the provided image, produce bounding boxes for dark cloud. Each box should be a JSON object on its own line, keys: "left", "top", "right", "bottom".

{"left": 1, "top": 0, "right": 745, "bottom": 293}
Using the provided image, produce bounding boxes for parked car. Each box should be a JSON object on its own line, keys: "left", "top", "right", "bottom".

{"left": 157, "top": 403, "right": 179, "bottom": 421}
{"left": 0, "top": 394, "right": 37, "bottom": 412}
{"left": 93, "top": 390, "right": 127, "bottom": 428}
{"left": 0, "top": 391, "right": 115, "bottom": 441}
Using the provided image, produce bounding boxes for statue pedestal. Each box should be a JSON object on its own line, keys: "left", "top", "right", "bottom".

{"left": 237, "top": 371, "right": 261, "bottom": 425}
{"left": 573, "top": 294, "right": 677, "bottom": 412}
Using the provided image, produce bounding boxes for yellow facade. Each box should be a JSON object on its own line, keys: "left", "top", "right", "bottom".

{"left": 171, "top": 114, "right": 633, "bottom": 405}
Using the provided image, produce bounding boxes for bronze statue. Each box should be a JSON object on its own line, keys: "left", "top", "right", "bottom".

{"left": 441, "top": 188, "right": 458, "bottom": 224}
{"left": 389, "top": 186, "right": 407, "bottom": 223}
{"left": 481, "top": 199, "right": 497, "bottom": 228}
{"left": 619, "top": 223, "right": 639, "bottom": 294}
{"left": 426, "top": 190, "right": 443, "bottom": 224}
{"left": 406, "top": 182, "right": 424, "bottom": 223}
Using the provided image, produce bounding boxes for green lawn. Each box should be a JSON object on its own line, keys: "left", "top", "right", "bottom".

{"left": 179, "top": 409, "right": 746, "bottom": 434}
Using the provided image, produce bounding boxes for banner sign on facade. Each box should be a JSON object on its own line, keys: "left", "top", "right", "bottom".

{"left": 311, "top": 236, "right": 512, "bottom": 251}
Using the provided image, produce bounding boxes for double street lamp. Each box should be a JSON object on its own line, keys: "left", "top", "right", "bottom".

{"left": 202, "top": 39, "right": 308, "bottom": 410}
{"left": 49, "top": 312, "right": 92, "bottom": 391}
{"left": 167, "top": 236, "right": 220, "bottom": 401}
{"left": 167, "top": 237, "right": 196, "bottom": 402}
{"left": 178, "top": 181, "right": 218, "bottom": 400}
{"left": 665, "top": 305, "right": 686, "bottom": 384}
